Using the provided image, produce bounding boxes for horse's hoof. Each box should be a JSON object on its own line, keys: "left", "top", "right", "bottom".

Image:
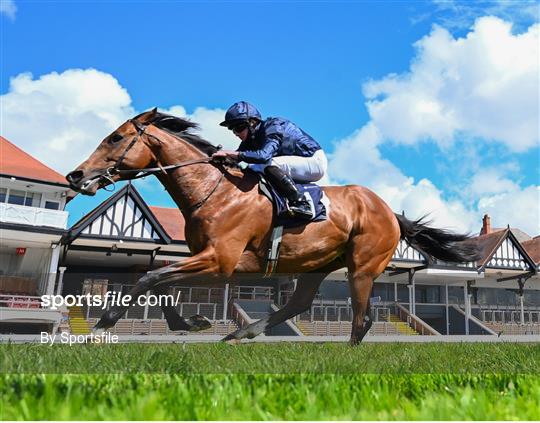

{"left": 166, "top": 316, "right": 192, "bottom": 331}
{"left": 94, "top": 310, "right": 116, "bottom": 330}
{"left": 221, "top": 333, "right": 241, "bottom": 344}
{"left": 185, "top": 315, "right": 211, "bottom": 332}
{"left": 93, "top": 327, "right": 106, "bottom": 336}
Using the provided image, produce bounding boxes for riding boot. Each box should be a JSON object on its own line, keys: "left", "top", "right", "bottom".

{"left": 264, "top": 166, "right": 314, "bottom": 219}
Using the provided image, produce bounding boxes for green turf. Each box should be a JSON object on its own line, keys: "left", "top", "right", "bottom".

{"left": 2, "top": 342, "right": 539, "bottom": 374}
{"left": 1, "top": 343, "right": 539, "bottom": 420}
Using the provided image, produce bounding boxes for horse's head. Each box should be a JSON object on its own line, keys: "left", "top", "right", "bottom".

{"left": 66, "top": 108, "right": 162, "bottom": 195}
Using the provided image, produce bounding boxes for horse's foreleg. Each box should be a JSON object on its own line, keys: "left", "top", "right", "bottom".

{"left": 94, "top": 270, "right": 159, "bottom": 330}
{"left": 222, "top": 272, "right": 327, "bottom": 342}
{"left": 151, "top": 285, "right": 210, "bottom": 332}
{"left": 94, "top": 246, "right": 239, "bottom": 331}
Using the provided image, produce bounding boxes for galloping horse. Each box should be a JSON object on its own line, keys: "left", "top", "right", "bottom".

{"left": 66, "top": 108, "right": 479, "bottom": 344}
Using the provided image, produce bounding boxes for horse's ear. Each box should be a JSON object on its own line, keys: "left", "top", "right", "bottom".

{"left": 137, "top": 107, "right": 159, "bottom": 124}
{"left": 148, "top": 107, "right": 158, "bottom": 120}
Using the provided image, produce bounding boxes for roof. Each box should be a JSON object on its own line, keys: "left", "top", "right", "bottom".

{"left": 522, "top": 236, "right": 540, "bottom": 264}
{"left": 491, "top": 227, "right": 532, "bottom": 243}
{"left": 149, "top": 206, "right": 186, "bottom": 242}
{"left": 474, "top": 229, "right": 507, "bottom": 267}
{"left": 0, "top": 136, "right": 69, "bottom": 186}
{"left": 474, "top": 228, "right": 536, "bottom": 272}
{"left": 63, "top": 184, "right": 171, "bottom": 244}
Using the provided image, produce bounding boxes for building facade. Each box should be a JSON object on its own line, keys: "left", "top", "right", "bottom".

{"left": 0, "top": 137, "right": 71, "bottom": 333}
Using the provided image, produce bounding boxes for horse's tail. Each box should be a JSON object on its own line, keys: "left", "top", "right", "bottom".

{"left": 395, "top": 213, "right": 480, "bottom": 263}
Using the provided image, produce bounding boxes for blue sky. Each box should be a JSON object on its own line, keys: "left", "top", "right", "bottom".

{"left": 1, "top": 0, "right": 539, "bottom": 234}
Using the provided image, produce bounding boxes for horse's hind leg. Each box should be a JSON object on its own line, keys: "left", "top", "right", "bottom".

{"left": 222, "top": 271, "right": 327, "bottom": 342}
{"left": 348, "top": 272, "right": 374, "bottom": 345}
{"left": 347, "top": 235, "right": 394, "bottom": 345}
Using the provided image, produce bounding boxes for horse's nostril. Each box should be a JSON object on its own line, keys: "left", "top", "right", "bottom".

{"left": 66, "top": 170, "right": 84, "bottom": 183}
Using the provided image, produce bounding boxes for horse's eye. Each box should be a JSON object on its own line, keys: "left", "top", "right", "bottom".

{"left": 109, "top": 134, "right": 123, "bottom": 144}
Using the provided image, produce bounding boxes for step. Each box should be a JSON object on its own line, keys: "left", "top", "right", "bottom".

{"left": 68, "top": 306, "right": 91, "bottom": 334}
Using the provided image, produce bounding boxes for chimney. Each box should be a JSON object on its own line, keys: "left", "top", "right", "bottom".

{"left": 480, "top": 214, "right": 491, "bottom": 235}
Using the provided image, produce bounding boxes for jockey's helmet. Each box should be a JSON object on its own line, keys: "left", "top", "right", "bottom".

{"left": 219, "top": 101, "right": 261, "bottom": 129}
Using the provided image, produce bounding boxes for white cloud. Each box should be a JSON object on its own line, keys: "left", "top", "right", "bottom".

{"left": 328, "top": 124, "right": 478, "bottom": 233}
{"left": 468, "top": 168, "right": 520, "bottom": 197}
{"left": 330, "top": 17, "right": 539, "bottom": 235}
{"left": 0, "top": 0, "right": 16, "bottom": 20}
{"left": 363, "top": 17, "right": 539, "bottom": 152}
{"left": 331, "top": 134, "right": 539, "bottom": 235}
{"left": 478, "top": 186, "right": 540, "bottom": 236}
{"left": 2, "top": 69, "right": 134, "bottom": 173}
{"left": 428, "top": 0, "right": 539, "bottom": 31}
{"left": 1, "top": 69, "right": 234, "bottom": 174}
{"left": 381, "top": 178, "right": 479, "bottom": 233}
{"left": 329, "top": 122, "right": 407, "bottom": 187}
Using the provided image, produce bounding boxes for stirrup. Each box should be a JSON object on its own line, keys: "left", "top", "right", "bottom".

{"left": 288, "top": 198, "right": 314, "bottom": 220}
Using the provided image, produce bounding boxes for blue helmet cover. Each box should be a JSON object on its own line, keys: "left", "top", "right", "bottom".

{"left": 220, "top": 101, "right": 261, "bottom": 126}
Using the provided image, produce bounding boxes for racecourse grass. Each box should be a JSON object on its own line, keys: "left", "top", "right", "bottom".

{"left": 1, "top": 343, "right": 539, "bottom": 420}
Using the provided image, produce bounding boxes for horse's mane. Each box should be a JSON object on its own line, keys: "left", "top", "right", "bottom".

{"left": 136, "top": 110, "right": 220, "bottom": 156}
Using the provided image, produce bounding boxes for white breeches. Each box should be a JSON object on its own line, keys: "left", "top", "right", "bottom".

{"left": 269, "top": 150, "right": 328, "bottom": 183}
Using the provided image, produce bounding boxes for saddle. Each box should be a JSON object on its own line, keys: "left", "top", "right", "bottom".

{"left": 256, "top": 174, "right": 329, "bottom": 228}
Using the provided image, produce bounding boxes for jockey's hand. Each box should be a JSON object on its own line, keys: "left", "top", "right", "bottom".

{"left": 212, "top": 150, "right": 239, "bottom": 162}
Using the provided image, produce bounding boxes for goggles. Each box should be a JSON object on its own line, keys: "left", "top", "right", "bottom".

{"left": 230, "top": 122, "right": 248, "bottom": 134}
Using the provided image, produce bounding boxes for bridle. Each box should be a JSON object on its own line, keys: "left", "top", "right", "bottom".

{"left": 88, "top": 118, "right": 225, "bottom": 212}
{"left": 106, "top": 119, "right": 220, "bottom": 179}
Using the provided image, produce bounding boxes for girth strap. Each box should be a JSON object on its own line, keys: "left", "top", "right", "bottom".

{"left": 264, "top": 225, "right": 284, "bottom": 277}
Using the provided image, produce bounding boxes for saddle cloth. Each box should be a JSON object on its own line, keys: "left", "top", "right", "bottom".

{"left": 248, "top": 167, "right": 328, "bottom": 228}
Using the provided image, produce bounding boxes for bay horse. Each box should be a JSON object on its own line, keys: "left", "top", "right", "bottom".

{"left": 66, "top": 108, "right": 479, "bottom": 344}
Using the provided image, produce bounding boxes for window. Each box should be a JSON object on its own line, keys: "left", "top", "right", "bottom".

{"left": 8, "top": 190, "right": 25, "bottom": 205}
{"left": 6, "top": 190, "right": 42, "bottom": 207}
{"left": 25, "top": 192, "right": 42, "bottom": 207}
{"left": 0, "top": 188, "right": 6, "bottom": 202}
{"left": 414, "top": 285, "right": 441, "bottom": 304}
{"left": 44, "top": 201, "right": 60, "bottom": 210}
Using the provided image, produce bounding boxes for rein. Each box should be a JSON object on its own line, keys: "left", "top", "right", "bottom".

{"left": 114, "top": 156, "right": 215, "bottom": 180}
{"left": 95, "top": 119, "right": 224, "bottom": 212}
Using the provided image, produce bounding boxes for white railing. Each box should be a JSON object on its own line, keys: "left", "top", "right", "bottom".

{"left": 231, "top": 286, "right": 274, "bottom": 300}
{"left": 304, "top": 303, "right": 391, "bottom": 323}
{"left": 86, "top": 318, "right": 238, "bottom": 335}
{"left": 481, "top": 308, "right": 540, "bottom": 324}
{"left": 171, "top": 287, "right": 224, "bottom": 303}
{"left": 395, "top": 302, "right": 440, "bottom": 335}
{"left": 483, "top": 322, "right": 540, "bottom": 335}
{"left": 176, "top": 302, "right": 218, "bottom": 320}
{"left": 0, "top": 203, "right": 68, "bottom": 229}
{"left": 87, "top": 301, "right": 221, "bottom": 321}
{"left": 229, "top": 301, "right": 254, "bottom": 328}
{"left": 300, "top": 321, "right": 415, "bottom": 337}
{"left": 0, "top": 294, "right": 42, "bottom": 309}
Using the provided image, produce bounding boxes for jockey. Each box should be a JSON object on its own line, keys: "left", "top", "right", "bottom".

{"left": 212, "top": 101, "right": 327, "bottom": 219}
